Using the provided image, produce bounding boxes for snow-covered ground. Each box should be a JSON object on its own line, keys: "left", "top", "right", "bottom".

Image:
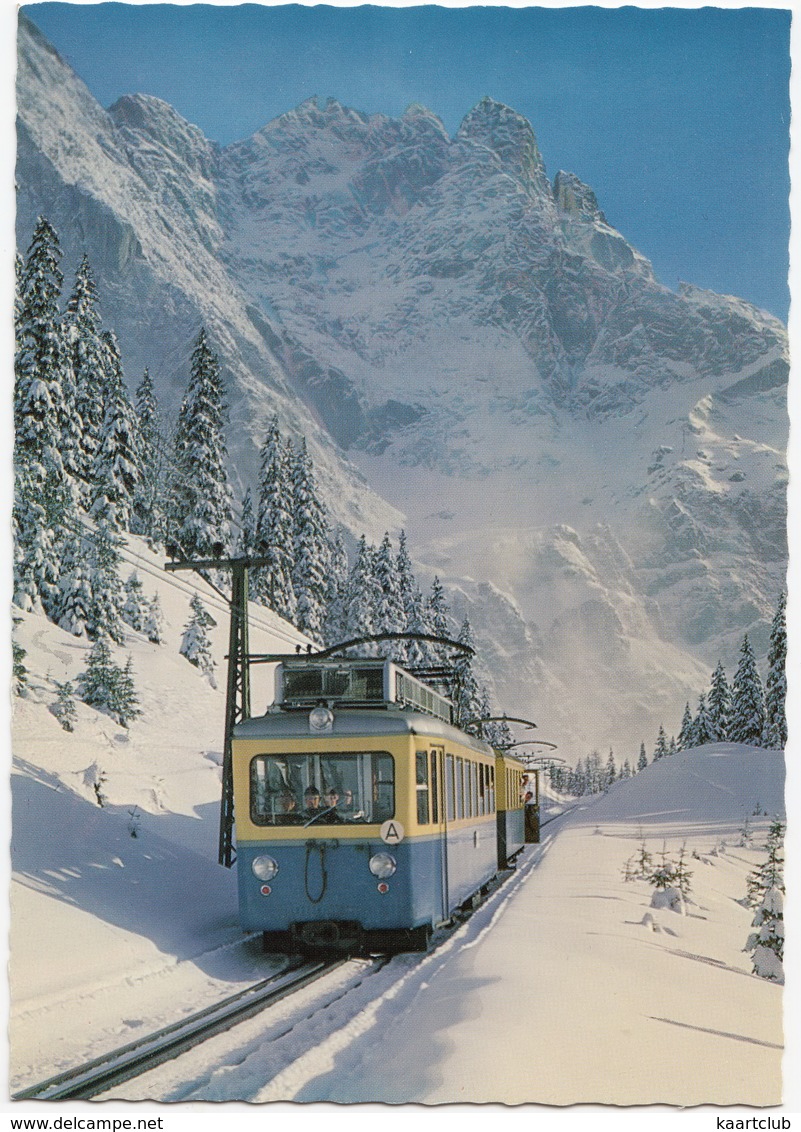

{"left": 5, "top": 537, "right": 794, "bottom": 1121}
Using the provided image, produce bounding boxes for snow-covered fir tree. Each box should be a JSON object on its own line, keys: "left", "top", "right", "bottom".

{"left": 707, "top": 661, "right": 732, "bottom": 742}
{"left": 63, "top": 254, "right": 106, "bottom": 499}
{"left": 323, "top": 528, "right": 350, "bottom": 647}
{"left": 653, "top": 725, "right": 669, "bottom": 761}
{"left": 122, "top": 571, "right": 148, "bottom": 633}
{"left": 236, "top": 488, "right": 256, "bottom": 558}
{"left": 344, "top": 535, "right": 380, "bottom": 646}
{"left": 394, "top": 530, "right": 418, "bottom": 663}
{"left": 637, "top": 742, "right": 648, "bottom": 771}
{"left": 677, "top": 702, "right": 695, "bottom": 750}
{"left": 451, "top": 618, "right": 483, "bottom": 731}
{"left": 15, "top": 217, "right": 79, "bottom": 494}
{"left": 56, "top": 526, "right": 94, "bottom": 638}
{"left": 372, "top": 532, "right": 405, "bottom": 656}
{"left": 51, "top": 680, "right": 77, "bottom": 732}
{"left": 14, "top": 219, "right": 81, "bottom": 615}
{"left": 83, "top": 521, "right": 127, "bottom": 644}
{"left": 763, "top": 592, "right": 787, "bottom": 750}
{"left": 90, "top": 331, "right": 143, "bottom": 533}
{"left": 746, "top": 887, "right": 784, "bottom": 983}
{"left": 169, "top": 328, "right": 233, "bottom": 562}
{"left": 729, "top": 634, "right": 766, "bottom": 746}
{"left": 744, "top": 818, "right": 785, "bottom": 908}
{"left": 132, "top": 369, "right": 168, "bottom": 544}
{"left": 78, "top": 635, "right": 140, "bottom": 727}
{"left": 291, "top": 439, "right": 331, "bottom": 643}
{"left": 143, "top": 593, "right": 166, "bottom": 645}
{"left": 253, "top": 416, "right": 296, "bottom": 619}
{"left": 180, "top": 593, "right": 217, "bottom": 685}
{"left": 605, "top": 749, "right": 617, "bottom": 789}
{"left": 692, "top": 692, "right": 714, "bottom": 746}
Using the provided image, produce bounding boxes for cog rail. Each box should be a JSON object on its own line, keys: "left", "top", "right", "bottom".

{"left": 13, "top": 957, "right": 347, "bottom": 1101}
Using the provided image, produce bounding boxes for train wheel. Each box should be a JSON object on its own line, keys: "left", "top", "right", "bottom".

{"left": 261, "top": 930, "right": 291, "bottom": 954}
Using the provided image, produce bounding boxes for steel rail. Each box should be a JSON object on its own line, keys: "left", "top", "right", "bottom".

{"left": 13, "top": 957, "right": 347, "bottom": 1101}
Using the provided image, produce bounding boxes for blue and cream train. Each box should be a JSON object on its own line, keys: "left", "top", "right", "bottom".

{"left": 232, "top": 656, "right": 526, "bottom": 954}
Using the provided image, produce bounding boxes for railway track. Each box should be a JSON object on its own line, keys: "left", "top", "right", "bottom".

{"left": 14, "top": 956, "right": 348, "bottom": 1101}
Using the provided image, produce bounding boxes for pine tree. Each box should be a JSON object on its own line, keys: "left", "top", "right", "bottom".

{"left": 707, "top": 662, "right": 732, "bottom": 742}
{"left": 693, "top": 692, "right": 713, "bottom": 746}
{"left": 79, "top": 635, "right": 139, "bottom": 726}
{"left": 132, "top": 369, "right": 167, "bottom": 543}
{"left": 653, "top": 725, "right": 669, "bottom": 761}
{"left": 144, "top": 593, "right": 166, "bottom": 645}
{"left": 729, "top": 634, "right": 766, "bottom": 746}
{"left": 14, "top": 218, "right": 82, "bottom": 615}
{"left": 744, "top": 818, "right": 785, "bottom": 907}
{"left": 291, "top": 439, "right": 331, "bottom": 643}
{"left": 57, "top": 527, "right": 94, "bottom": 638}
{"left": 764, "top": 593, "right": 787, "bottom": 750}
{"left": 180, "top": 593, "right": 217, "bottom": 684}
{"left": 51, "top": 680, "right": 78, "bottom": 732}
{"left": 451, "top": 618, "right": 483, "bottom": 730}
{"left": 170, "top": 328, "right": 233, "bottom": 562}
{"left": 253, "top": 416, "right": 296, "bottom": 618}
{"left": 677, "top": 702, "right": 694, "bottom": 750}
{"left": 344, "top": 535, "right": 380, "bottom": 645}
{"left": 323, "top": 528, "right": 350, "bottom": 646}
{"left": 12, "top": 630, "right": 28, "bottom": 697}
{"left": 373, "top": 532, "right": 405, "bottom": 656}
{"left": 236, "top": 488, "right": 256, "bottom": 557}
{"left": 63, "top": 254, "right": 106, "bottom": 497}
{"left": 637, "top": 742, "right": 648, "bottom": 771}
{"left": 746, "top": 887, "right": 784, "bottom": 983}
{"left": 84, "top": 521, "right": 127, "bottom": 644}
{"left": 122, "top": 571, "right": 148, "bottom": 632}
{"left": 90, "top": 332, "right": 143, "bottom": 532}
{"left": 605, "top": 749, "right": 617, "bottom": 789}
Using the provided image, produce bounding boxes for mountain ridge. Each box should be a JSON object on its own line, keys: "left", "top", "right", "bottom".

{"left": 15, "top": 14, "right": 788, "bottom": 756}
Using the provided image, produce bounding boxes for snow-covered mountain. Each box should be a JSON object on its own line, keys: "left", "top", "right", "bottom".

{"left": 15, "top": 14, "right": 788, "bottom": 756}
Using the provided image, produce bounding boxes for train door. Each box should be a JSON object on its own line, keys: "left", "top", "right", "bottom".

{"left": 430, "top": 745, "right": 448, "bottom": 922}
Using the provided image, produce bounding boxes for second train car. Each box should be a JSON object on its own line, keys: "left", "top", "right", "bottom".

{"left": 232, "top": 655, "right": 526, "bottom": 954}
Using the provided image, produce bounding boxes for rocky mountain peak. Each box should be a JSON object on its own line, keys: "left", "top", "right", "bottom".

{"left": 553, "top": 170, "right": 606, "bottom": 224}
{"left": 109, "top": 93, "right": 218, "bottom": 180}
{"left": 455, "top": 95, "right": 552, "bottom": 201}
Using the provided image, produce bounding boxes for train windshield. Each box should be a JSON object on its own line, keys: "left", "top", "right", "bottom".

{"left": 250, "top": 751, "right": 394, "bottom": 826}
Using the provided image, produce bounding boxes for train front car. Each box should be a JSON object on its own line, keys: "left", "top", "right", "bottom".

{"left": 232, "top": 657, "right": 500, "bottom": 955}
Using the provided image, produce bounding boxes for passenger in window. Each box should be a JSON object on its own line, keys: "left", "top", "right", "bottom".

{"left": 303, "top": 786, "right": 322, "bottom": 816}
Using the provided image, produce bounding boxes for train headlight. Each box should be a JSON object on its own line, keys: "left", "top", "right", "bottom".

{"left": 252, "top": 855, "right": 279, "bottom": 881}
{"left": 309, "top": 705, "right": 334, "bottom": 733}
{"left": 368, "top": 852, "right": 397, "bottom": 879}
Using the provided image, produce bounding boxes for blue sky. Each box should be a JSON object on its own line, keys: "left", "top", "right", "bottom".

{"left": 22, "top": 2, "right": 791, "bottom": 320}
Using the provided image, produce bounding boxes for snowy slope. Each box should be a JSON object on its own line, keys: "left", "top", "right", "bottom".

{"left": 10, "top": 562, "right": 788, "bottom": 1115}
{"left": 14, "top": 14, "right": 788, "bottom": 758}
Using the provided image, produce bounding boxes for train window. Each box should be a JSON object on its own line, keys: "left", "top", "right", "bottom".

{"left": 472, "top": 762, "right": 479, "bottom": 818}
{"left": 249, "top": 751, "right": 394, "bottom": 825}
{"left": 455, "top": 757, "right": 464, "bottom": 819}
{"left": 415, "top": 752, "right": 430, "bottom": 824}
{"left": 446, "top": 755, "right": 455, "bottom": 821}
{"left": 478, "top": 763, "right": 486, "bottom": 816}
{"left": 489, "top": 765, "right": 495, "bottom": 812}
{"left": 430, "top": 751, "right": 440, "bottom": 824}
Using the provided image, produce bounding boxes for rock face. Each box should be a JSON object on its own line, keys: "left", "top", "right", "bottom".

{"left": 15, "top": 15, "right": 788, "bottom": 756}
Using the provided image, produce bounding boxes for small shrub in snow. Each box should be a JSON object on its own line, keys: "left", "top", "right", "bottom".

{"left": 51, "top": 680, "right": 77, "bottom": 731}
{"left": 127, "top": 806, "right": 141, "bottom": 838}
{"left": 744, "top": 818, "right": 785, "bottom": 908}
{"left": 143, "top": 593, "right": 165, "bottom": 644}
{"left": 12, "top": 638, "right": 28, "bottom": 697}
{"left": 650, "top": 886, "right": 686, "bottom": 915}
{"left": 746, "top": 886, "right": 784, "bottom": 983}
{"left": 122, "top": 571, "right": 147, "bottom": 632}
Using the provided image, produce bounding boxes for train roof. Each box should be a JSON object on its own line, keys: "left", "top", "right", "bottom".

{"left": 233, "top": 706, "right": 496, "bottom": 756}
